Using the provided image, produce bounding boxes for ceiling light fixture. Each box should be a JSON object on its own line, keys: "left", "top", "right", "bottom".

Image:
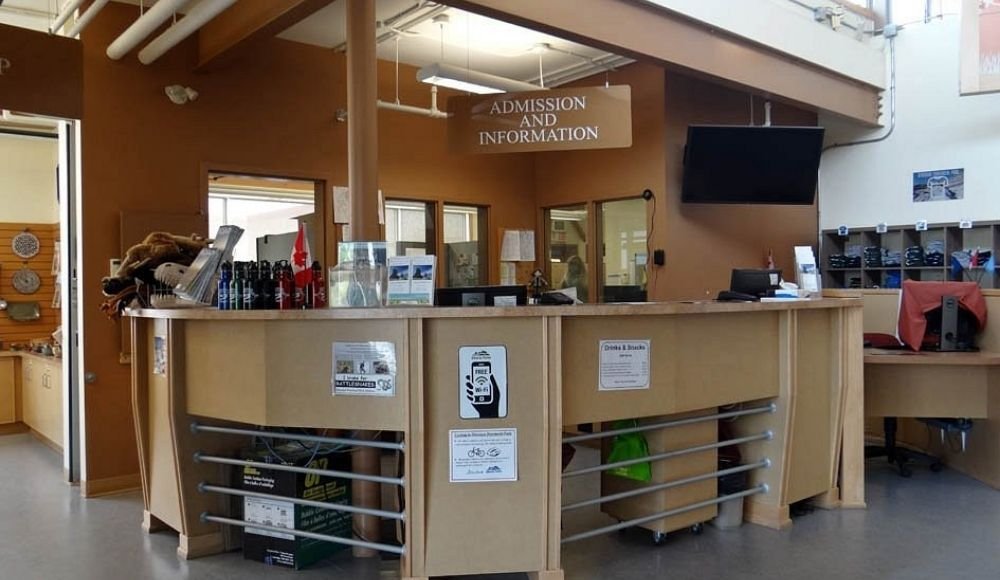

{"left": 416, "top": 62, "right": 542, "bottom": 94}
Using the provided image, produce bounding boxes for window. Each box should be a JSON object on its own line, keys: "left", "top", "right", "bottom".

{"left": 208, "top": 188, "right": 314, "bottom": 262}
{"left": 385, "top": 200, "right": 435, "bottom": 259}
{"left": 546, "top": 205, "right": 589, "bottom": 302}
{"left": 598, "top": 198, "right": 647, "bottom": 303}
{"left": 443, "top": 204, "right": 488, "bottom": 287}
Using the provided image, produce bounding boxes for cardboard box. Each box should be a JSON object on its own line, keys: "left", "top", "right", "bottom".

{"left": 240, "top": 444, "right": 352, "bottom": 570}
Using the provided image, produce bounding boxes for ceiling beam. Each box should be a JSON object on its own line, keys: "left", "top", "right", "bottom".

{"left": 196, "top": 0, "right": 336, "bottom": 72}
{"left": 445, "top": 0, "right": 882, "bottom": 126}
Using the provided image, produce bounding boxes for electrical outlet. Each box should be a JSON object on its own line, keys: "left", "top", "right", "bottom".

{"left": 109, "top": 258, "right": 121, "bottom": 277}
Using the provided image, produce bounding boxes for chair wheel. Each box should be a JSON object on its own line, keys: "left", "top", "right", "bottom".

{"left": 690, "top": 523, "right": 704, "bottom": 535}
{"left": 652, "top": 531, "right": 668, "bottom": 546}
{"left": 930, "top": 462, "right": 944, "bottom": 473}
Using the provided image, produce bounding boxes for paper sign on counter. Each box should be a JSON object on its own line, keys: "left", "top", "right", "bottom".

{"left": 598, "top": 340, "right": 650, "bottom": 390}
{"left": 449, "top": 428, "right": 517, "bottom": 482}
{"left": 332, "top": 341, "right": 397, "bottom": 396}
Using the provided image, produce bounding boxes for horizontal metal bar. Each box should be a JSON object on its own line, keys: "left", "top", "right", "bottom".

{"left": 562, "top": 460, "right": 769, "bottom": 512}
{"left": 563, "top": 432, "right": 772, "bottom": 479}
{"left": 191, "top": 423, "right": 405, "bottom": 452}
{"left": 194, "top": 453, "right": 405, "bottom": 487}
{"left": 199, "top": 483, "right": 405, "bottom": 521}
{"left": 202, "top": 513, "right": 405, "bottom": 555}
{"left": 564, "top": 404, "right": 775, "bottom": 444}
{"left": 561, "top": 485, "right": 768, "bottom": 544}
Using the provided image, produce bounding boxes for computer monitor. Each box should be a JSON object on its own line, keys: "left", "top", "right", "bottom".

{"left": 603, "top": 285, "right": 647, "bottom": 303}
{"left": 898, "top": 280, "right": 987, "bottom": 351}
{"left": 730, "top": 269, "right": 782, "bottom": 297}
{"left": 435, "top": 285, "right": 528, "bottom": 307}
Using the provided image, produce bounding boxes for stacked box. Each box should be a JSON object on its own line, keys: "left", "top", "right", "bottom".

{"left": 240, "top": 444, "right": 352, "bottom": 570}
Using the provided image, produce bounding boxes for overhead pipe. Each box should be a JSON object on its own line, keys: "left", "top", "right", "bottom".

{"left": 138, "top": 0, "right": 237, "bottom": 65}
{"left": 50, "top": 0, "right": 85, "bottom": 34}
{"left": 377, "top": 86, "right": 450, "bottom": 119}
{"left": 333, "top": 2, "right": 448, "bottom": 52}
{"left": 65, "top": 0, "right": 111, "bottom": 38}
{"left": 106, "top": 0, "right": 192, "bottom": 61}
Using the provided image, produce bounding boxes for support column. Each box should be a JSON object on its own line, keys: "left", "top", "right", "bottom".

{"left": 347, "top": 0, "right": 380, "bottom": 240}
{"left": 346, "top": 0, "right": 382, "bottom": 558}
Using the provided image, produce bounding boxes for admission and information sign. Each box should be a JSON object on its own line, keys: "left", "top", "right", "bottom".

{"left": 448, "top": 85, "right": 632, "bottom": 154}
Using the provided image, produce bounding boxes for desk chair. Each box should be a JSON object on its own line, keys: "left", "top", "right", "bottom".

{"left": 864, "top": 417, "right": 972, "bottom": 477}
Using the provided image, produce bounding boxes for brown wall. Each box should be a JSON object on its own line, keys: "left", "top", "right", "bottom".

{"left": 535, "top": 64, "right": 818, "bottom": 301}
{"left": 79, "top": 3, "right": 534, "bottom": 486}
{"left": 663, "top": 73, "right": 818, "bottom": 300}
{"left": 0, "top": 223, "right": 59, "bottom": 345}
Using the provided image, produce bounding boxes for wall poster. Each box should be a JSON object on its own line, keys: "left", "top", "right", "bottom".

{"left": 913, "top": 168, "right": 964, "bottom": 202}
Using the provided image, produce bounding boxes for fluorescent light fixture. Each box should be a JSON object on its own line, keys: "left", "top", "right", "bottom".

{"left": 416, "top": 62, "right": 542, "bottom": 95}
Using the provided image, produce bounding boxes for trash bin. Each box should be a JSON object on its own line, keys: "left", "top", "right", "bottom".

{"left": 712, "top": 459, "right": 749, "bottom": 530}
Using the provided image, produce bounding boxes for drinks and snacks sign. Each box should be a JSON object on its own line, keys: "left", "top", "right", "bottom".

{"left": 448, "top": 85, "right": 632, "bottom": 154}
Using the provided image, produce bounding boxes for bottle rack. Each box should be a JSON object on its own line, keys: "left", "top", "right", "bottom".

{"left": 820, "top": 221, "right": 1000, "bottom": 289}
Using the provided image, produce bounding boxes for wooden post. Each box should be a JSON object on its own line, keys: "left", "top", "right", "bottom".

{"left": 346, "top": 0, "right": 382, "bottom": 557}
{"left": 346, "top": 0, "right": 380, "bottom": 240}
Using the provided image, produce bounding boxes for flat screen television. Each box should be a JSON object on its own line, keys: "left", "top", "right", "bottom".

{"left": 681, "top": 125, "right": 824, "bottom": 205}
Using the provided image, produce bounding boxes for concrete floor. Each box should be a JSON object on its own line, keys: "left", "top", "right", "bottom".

{"left": 1, "top": 433, "right": 997, "bottom": 580}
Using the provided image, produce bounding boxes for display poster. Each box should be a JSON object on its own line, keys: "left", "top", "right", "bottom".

{"left": 244, "top": 497, "right": 295, "bottom": 540}
{"left": 153, "top": 336, "right": 167, "bottom": 375}
{"left": 332, "top": 341, "right": 397, "bottom": 396}
{"left": 458, "top": 346, "right": 508, "bottom": 419}
{"left": 449, "top": 428, "right": 518, "bottom": 483}
{"left": 598, "top": 340, "right": 650, "bottom": 391}
{"left": 794, "top": 246, "right": 821, "bottom": 294}
{"left": 961, "top": 0, "right": 1000, "bottom": 95}
{"left": 387, "top": 255, "right": 436, "bottom": 305}
{"left": 913, "top": 168, "right": 964, "bottom": 202}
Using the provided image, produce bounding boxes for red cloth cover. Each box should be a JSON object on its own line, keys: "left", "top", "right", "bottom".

{"left": 897, "top": 280, "right": 988, "bottom": 351}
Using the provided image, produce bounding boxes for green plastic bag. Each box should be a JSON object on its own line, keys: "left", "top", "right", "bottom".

{"left": 607, "top": 419, "right": 652, "bottom": 482}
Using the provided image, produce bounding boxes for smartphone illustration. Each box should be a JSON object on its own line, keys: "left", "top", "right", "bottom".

{"left": 471, "top": 361, "right": 492, "bottom": 404}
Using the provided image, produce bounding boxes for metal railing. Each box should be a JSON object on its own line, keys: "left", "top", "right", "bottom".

{"left": 560, "top": 404, "right": 776, "bottom": 543}
{"left": 193, "top": 424, "right": 406, "bottom": 557}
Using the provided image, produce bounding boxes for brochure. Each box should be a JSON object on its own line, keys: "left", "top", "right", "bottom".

{"left": 387, "top": 255, "right": 436, "bottom": 305}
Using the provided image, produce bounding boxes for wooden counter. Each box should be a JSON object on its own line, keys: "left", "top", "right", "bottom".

{"left": 129, "top": 298, "right": 863, "bottom": 578}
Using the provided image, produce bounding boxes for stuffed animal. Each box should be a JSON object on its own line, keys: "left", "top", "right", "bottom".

{"left": 100, "top": 232, "right": 209, "bottom": 318}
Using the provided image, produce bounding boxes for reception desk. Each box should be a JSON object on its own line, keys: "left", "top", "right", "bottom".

{"left": 129, "top": 298, "right": 862, "bottom": 579}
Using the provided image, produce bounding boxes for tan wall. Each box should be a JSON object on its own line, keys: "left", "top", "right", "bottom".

{"left": 662, "top": 73, "right": 819, "bottom": 300}
{"left": 0, "top": 135, "right": 59, "bottom": 224}
{"left": 535, "top": 65, "right": 819, "bottom": 301}
{"left": 79, "top": 4, "right": 535, "bottom": 485}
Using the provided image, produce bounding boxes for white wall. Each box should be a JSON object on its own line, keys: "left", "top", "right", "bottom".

{"left": 0, "top": 134, "right": 59, "bottom": 224}
{"left": 648, "top": 0, "right": 885, "bottom": 88}
{"left": 819, "top": 14, "right": 1000, "bottom": 230}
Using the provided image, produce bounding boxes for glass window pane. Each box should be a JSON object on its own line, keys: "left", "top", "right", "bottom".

{"left": 547, "top": 205, "right": 588, "bottom": 302}
{"left": 444, "top": 204, "right": 487, "bottom": 287}
{"left": 386, "top": 200, "right": 433, "bottom": 258}
{"left": 600, "top": 198, "right": 647, "bottom": 303}
{"left": 209, "top": 194, "right": 313, "bottom": 262}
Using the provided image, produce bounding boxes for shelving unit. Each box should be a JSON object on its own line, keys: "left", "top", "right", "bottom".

{"left": 821, "top": 221, "right": 999, "bottom": 289}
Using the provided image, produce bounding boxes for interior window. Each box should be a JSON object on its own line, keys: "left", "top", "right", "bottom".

{"left": 546, "top": 205, "right": 589, "bottom": 302}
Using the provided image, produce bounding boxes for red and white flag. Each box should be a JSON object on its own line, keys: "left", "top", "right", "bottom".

{"left": 291, "top": 222, "right": 313, "bottom": 288}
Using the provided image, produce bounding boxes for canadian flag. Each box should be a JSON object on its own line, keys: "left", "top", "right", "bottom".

{"left": 291, "top": 222, "right": 313, "bottom": 288}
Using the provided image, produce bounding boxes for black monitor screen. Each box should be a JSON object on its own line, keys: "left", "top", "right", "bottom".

{"left": 730, "top": 269, "right": 782, "bottom": 297}
{"left": 682, "top": 125, "right": 824, "bottom": 204}
{"left": 435, "top": 285, "right": 527, "bottom": 307}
